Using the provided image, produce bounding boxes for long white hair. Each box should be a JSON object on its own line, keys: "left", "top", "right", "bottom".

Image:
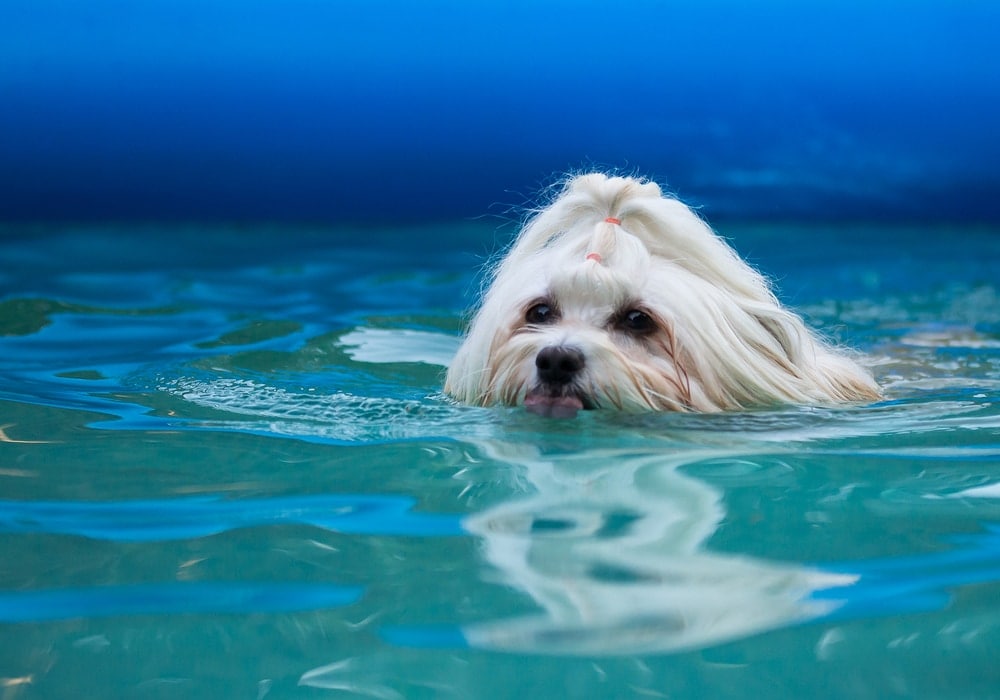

{"left": 446, "top": 173, "right": 881, "bottom": 411}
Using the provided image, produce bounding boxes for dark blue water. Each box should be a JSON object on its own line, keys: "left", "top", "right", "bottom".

{"left": 2, "top": 1, "right": 999, "bottom": 223}
{"left": 0, "top": 222, "right": 998, "bottom": 698}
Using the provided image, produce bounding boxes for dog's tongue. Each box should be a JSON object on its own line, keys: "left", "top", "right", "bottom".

{"left": 523, "top": 391, "right": 584, "bottom": 418}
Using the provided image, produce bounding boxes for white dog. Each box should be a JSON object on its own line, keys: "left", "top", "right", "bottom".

{"left": 445, "top": 173, "right": 881, "bottom": 415}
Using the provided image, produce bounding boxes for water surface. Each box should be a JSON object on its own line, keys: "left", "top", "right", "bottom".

{"left": 0, "top": 223, "right": 998, "bottom": 698}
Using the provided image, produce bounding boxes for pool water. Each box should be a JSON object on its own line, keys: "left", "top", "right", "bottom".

{"left": 1, "top": 222, "right": 999, "bottom": 698}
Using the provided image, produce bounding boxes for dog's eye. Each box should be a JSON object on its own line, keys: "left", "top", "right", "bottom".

{"left": 618, "top": 309, "right": 656, "bottom": 334}
{"left": 525, "top": 302, "right": 557, "bottom": 325}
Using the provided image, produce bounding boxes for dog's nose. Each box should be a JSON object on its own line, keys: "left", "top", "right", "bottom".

{"left": 535, "top": 346, "right": 585, "bottom": 385}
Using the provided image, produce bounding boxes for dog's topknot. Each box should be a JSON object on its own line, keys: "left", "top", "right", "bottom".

{"left": 511, "top": 173, "right": 763, "bottom": 301}
{"left": 565, "top": 173, "right": 663, "bottom": 215}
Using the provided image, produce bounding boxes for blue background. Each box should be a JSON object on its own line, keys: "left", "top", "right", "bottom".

{"left": 2, "top": 0, "right": 998, "bottom": 224}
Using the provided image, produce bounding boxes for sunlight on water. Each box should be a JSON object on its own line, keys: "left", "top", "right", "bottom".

{"left": 0, "top": 224, "right": 998, "bottom": 698}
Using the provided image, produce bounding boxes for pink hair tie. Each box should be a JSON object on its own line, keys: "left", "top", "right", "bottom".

{"left": 605, "top": 217, "right": 621, "bottom": 225}
{"left": 585, "top": 252, "right": 602, "bottom": 263}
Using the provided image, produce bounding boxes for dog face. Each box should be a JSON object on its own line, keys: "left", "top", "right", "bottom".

{"left": 478, "top": 241, "right": 697, "bottom": 416}
{"left": 445, "top": 173, "right": 880, "bottom": 415}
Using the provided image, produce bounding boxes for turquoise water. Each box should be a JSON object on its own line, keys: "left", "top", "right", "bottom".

{"left": 1, "top": 223, "right": 999, "bottom": 698}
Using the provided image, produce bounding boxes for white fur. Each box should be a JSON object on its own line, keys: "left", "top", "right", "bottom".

{"left": 445, "top": 173, "right": 881, "bottom": 413}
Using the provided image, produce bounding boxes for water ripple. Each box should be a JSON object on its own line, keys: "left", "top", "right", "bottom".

{"left": 0, "top": 494, "right": 463, "bottom": 541}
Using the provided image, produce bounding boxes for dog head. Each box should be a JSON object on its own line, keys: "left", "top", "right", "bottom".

{"left": 445, "top": 173, "right": 880, "bottom": 415}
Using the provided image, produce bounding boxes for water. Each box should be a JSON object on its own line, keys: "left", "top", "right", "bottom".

{"left": 1, "top": 222, "right": 999, "bottom": 699}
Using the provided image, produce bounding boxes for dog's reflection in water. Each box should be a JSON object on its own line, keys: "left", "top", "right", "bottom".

{"left": 463, "top": 447, "right": 855, "bottom": 656}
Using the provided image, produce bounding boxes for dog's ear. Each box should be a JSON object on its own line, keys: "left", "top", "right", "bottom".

{"left": 751, "top": 307, "right": 882, "bottom": 403}
{"left": 752, "top": 308, "right": 806, "bottom": 369}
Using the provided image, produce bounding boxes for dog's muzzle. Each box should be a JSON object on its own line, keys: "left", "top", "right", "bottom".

{"left": 524, "top": 345, "right": 588, "bottom": 418}
{"left": 535, "top": 345, "right": 584, "bottom": 385}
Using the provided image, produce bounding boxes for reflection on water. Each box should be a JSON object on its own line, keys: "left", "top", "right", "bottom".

{"left": 5, "top": 322, "right": 995, "bottom": 658}
{"left": 460, "top": 446, "right": 855, "bottom": 655}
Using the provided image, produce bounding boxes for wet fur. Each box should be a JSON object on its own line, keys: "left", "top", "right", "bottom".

{"left": 446, "top": 173, "right": 881, "bottom": 412}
